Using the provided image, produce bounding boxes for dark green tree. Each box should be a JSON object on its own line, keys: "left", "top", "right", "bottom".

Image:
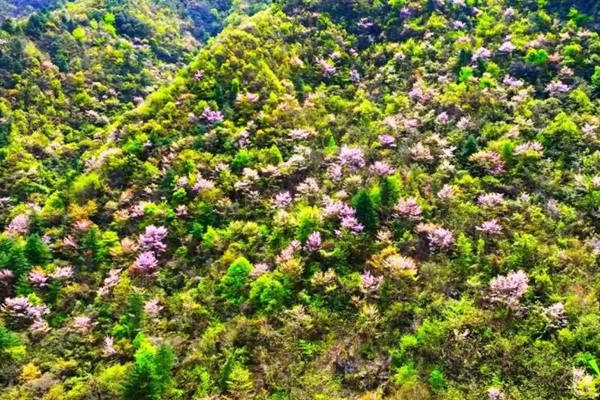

{"left": 24, "top": 234, "right": 51, "bottom": 266}
{"left": 458, "top": 134, "right": 480, "bottom": 163}
{"left": 353, "top": 189, "right": 379, "bottom": 233}
{"left": 160, "top": 169, "right": 175, "bottom": 197}
{"left": 1, "top": 18, "right": 15, "bottom": 34}
{"left": 113, "top": 292, "right": 144, "bottom": 339}
{"left": 380, "top": 176, "right": 401, "bottom": 209}
{"left": 24, "top": 13, "right": 48, "bottom": 38}
{"left": 82, "top": 227, "right": 106, "bottom": 265}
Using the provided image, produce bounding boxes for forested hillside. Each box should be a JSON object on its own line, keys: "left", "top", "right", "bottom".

{"left": 3, "top": 0, "right": 600, "bottom": 399}
{"left": 0, "top": 0, "right": 270, "bottom": 212}
{"left": 0, "top": 0, "right": 62, "bottom": 20}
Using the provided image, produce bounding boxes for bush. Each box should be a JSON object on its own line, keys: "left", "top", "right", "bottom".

{"left": 249, "top": 273, "right": 288, "bottom": 312}
{"left": 220, "top": 257, "right": 252, "bottom": 305}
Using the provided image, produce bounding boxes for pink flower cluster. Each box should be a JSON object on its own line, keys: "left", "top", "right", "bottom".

{"left": 2, "top": 297, "right": 50, "bottom": 320}
{"left": 395, "top": 198, "right": 422, "bottom": 220}
{"left": 192, "top": 173, "right": 215, "bottom": 192}
{"left": 478, "top": 192, "right": 506, "bottom": 208}
{"left": 50, "top": 266, "right": 74, "bottom": 280}
{"left": 98, "top": 269, "right": 121, "bottom": 297}
{"left": 29, "top": 270, "right": 48, "bottom": 288}
{"left": 103, "top": 336, "right": 117, "bottom": 356}
{"left": 469, "top": 150, "right": 505, "bottom": 175}
{"left": 305, "top": 231, "right": 322, "bottom": 252}
{"left": 72, "top": 316, "right": 93, "bottom": 334}
{"left": 370, "top": 161, "right": 396, "bottom": 176}
{"left": 410, "top": 143, "right": 434, "bottom": 162}
{"left": 29, "top": 319, "right": 51, "bottom": 336}
{"left": 339, "top": 146, "right": 366, "bottom": 171}
{"left": 0, "top": 269, "right": 13, "bottom": 287}
{"left": 145, "top": 299, "right": 163, "bottom": 318}
{"left": 201, "top": 107, "right": 224, "bottom": 124}
{"left": 417, "top": 223, "right": 454, "bottom": 251}
{"left": 489, "top": 270, "right": 529, "bottom": 308}
{"left": 250, "top": 263, "right": 270, "bottom": 278}
{"left": 546, "top": 81, "right": 570, "bottom": 96}
{"left": 274, "top": 191, "right": 293, "bottom": 209}
{"left": 514, "top": 141, "right": 543, "bottom": 156}
{"left": 131, "top": 251, "right": 159, "bottom": 279}
{"left": 277, "top": 240, "right": 302, "bottom": 264}
{"left": 6, "top": 213, "right": 29, "bottom": 237}
{"left": 317, "top": 58, "right": 337, "bottom": 77}
{"left": 360, "top": 270, "right": 383, "bottom": 293}
{"left": 378, "top": 134, "right": 396, "bottom": 147}
{"left": 476, "top": 220, "right": 503, "bottom": 235}
{"left": 138, "top": 225, "right": 168, "bottom": 253}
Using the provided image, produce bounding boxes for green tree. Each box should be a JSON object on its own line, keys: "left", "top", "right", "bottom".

{"left": 1, "top": 18, "right": 15, "bottom": 34}
{"left": 266, "top": 144, "right": 283, "bottom": 165}
{"left": 113, "top": 292, "right": 144, "bottom": 339}
{"left": 380, "top": 175, "right": 401, "bottom": 209}
{"left": 591, "top": 66, "right": 600, "bottom": 89}
{"left": 458, "top": 134, "right": 480, "bottom": 162}
{"left": 123, "top": 341, "right": 175, "bottom": 400}
{"left": 249, "top": 273, "right": 288, "bottom": 313}
{"left": 429, "top": 368, "right": 447, "bottom": 392}
{"left": 0, "top": 239, "right": 30, "bottom": 278}
{"left": 72, "top": 26, "right": 87, "bottom": 42}
{"left": 220, "top": 257, "right": 252, "bottom": 304}
{"left": 353, "top": 189, "right": 379, "bottom": 233}
{"left": 0, "top": 324, "right": 18, "bottom": 351}
{"left": 525, "top": 48, "right": 549, "bottom": 66}
{"left": 453, "top": 233, "right": 474, "bottom": 275}
{"left": 25, "top": 13, "right": 48, "bottom": 38}
{"left": 82, "top": 227, "right": 106, "bottom": 264}
{"left": 160, "top": 170, "right": 176, "bottom": 197}
{"left": 24, "top": 234, "right": 51, "bottom": 266}
{"left": 295, "top": 206, "right": 319, "bottom": 242}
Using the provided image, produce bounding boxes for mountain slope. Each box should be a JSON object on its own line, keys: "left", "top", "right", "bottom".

{"left": 3, "top": 0, "right": 600, "bottom": 399}
{"left": 0, "top": 0, "right": 271, "bottom": 206}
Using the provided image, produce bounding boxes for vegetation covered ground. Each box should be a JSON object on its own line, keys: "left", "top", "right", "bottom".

{"left": 3, "top": 0, "right": 600, "bottom": 399}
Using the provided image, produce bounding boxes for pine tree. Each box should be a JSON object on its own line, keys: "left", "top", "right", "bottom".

{"left": 24, "top": 234, "right": 51, "bottom": 266}
{"left": 1, "top": 19, "right": 15, "bottom": 35}
{"left": 458, "top": 134, "right": 480, "bottom": 163}
{"left": 123, "top": 345, "right": 161, "bottom": 400}
{"left": 454, "top": 233, "right": 473, "bottom": 275}
{"left": 160, "top": 170, "right": 175, "bottom": 197}
{"left": 123, "top": 342, "right": 175, "bottom": 400}
{"left": 380, "top": 176, "right": 401, "bottom": 209}
{"left": 24, "top": 13, "right": 48, "bottom": 38}
{"left": 0, "top": 239, "right": 32, "bottom": 294}
{"left": 353, "top": 189, "right": 379, "bottom": 233}
{"left": 82, "top": 227, "right": 105, "bottom": 265}
{"left": 114, "top": 292, "right": 144, "bottom": 339}
{"left": 154, "top": 345, "right": 175, "bottom": 394}
{"left": 0, "top": 324, "right": 17, "bottom": 351}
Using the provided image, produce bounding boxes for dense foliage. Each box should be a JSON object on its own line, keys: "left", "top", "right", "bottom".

{"left": 3, "top": 0, "right": 600, "bottom": 399}
{"left": 0, "top": 0, "right": 62, "bottom": 21}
